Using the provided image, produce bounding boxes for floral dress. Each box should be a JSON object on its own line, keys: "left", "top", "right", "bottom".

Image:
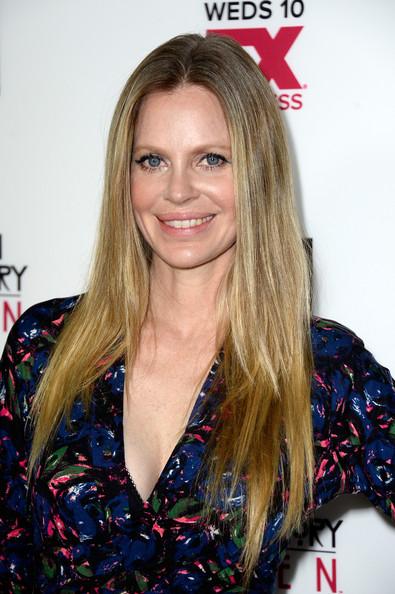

{"left": 0, "top": 296, "right": 394, "bottom": 593}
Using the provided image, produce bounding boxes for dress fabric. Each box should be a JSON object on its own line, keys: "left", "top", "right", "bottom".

{"left": 0, "top": 296, "right": 394, "bottom": 593}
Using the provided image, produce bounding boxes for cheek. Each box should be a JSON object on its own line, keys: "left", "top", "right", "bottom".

{"left": 204, "top": 176, "right": 235, "bottom": 210}
{"left": 130, "top": 177, "right": 147, "bottom": 212}
{"left": 130, "top": 179, "right": 153, "bottom": 242}
{"left": 219, "top": 181, "right": 235, "bottom": 215}
{"left": 130, "top": 179, "right": 160, "bottom": 235}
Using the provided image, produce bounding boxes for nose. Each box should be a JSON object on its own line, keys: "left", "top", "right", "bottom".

{"left": 164, "top": 165, "right": 199, "bottom": 204}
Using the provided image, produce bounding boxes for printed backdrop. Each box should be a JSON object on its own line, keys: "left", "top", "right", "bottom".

{"left": 1, "top": 1, "right": 394, "bottom": 592}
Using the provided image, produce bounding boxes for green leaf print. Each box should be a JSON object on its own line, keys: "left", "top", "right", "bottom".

{"left": 43, "top": 557, "right": 56, "bottom": 578}
{"left": 53, "top": 464, "right": 89, "bottom": 477}
{"left": 168, "top": 497, "right": 200, "bottom": 519}
{"left": 218, "top": 566, "right": 233, "bottom": 580}
{"left": 208, "top": 559, "right": 220, "bottom": 573}
{"left": 232, "top": 533, "right": 246, "bottom": 549}
{"left": 152, "top": 492, "right": 161, "bottom": 514}
{"left": 232, "top": 520, "right": 246, "bottom": 549}
{"left": 76, "top": 564, "right": 93, "bottom": 577}
{"left": 18, "top": 360, "right": 33, "bottom": 381}
{"left": 44, "top": 446, "right": 68, "bottom": 472}
{"left": 135, "top": 570, "right": 149, "bottom": 591}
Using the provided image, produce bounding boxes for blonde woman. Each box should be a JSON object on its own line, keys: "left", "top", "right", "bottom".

{"left": 0, "top": 34, "right": 394, "bottom": 593}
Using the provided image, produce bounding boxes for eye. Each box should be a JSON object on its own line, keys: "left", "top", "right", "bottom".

{"left": 134, "top": 153, "right": 164, "bottom": 172}
{"left": 201, "top": 153, "right": 229, "bottom": 170}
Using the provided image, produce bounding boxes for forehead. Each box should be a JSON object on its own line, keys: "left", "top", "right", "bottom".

{"left": 133, "top": 84, "right": 230, "bottom": 145}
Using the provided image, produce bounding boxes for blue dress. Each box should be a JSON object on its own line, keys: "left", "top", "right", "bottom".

{"left": 0, "top": 296, "right": 394, "bottom": 593}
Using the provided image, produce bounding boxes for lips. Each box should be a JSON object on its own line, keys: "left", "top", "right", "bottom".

{"left": 156, "top": 213, "right": 216, "bottom": 234}
{"left": 161, "top": 215, "right": 214, "bottom": 229}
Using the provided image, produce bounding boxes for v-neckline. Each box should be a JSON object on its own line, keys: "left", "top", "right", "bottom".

{"left": 121, "top": 356, "right": 220, "bottom": 508}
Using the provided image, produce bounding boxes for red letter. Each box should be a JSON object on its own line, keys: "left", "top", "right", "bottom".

{"left": 3, "top": 300, "right": 22, "bottom": 332}
{"left": 277, "top": 93, "right": 290, "bottom": 110}
{"left": 207, "top": 27, "right": 303, "bottom": 89}
{"left": 316, "top": 558, "right": 337, "bottom": 593}
{"left": 291, "top": 93, "right": 303, "bottom": 110}
{"left": 277, "top": 553, "right": 292, "bottom": 589}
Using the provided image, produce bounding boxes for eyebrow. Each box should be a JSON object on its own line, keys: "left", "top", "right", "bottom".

{"left": 132, "top": 144, "right": 232, "bottom": 154}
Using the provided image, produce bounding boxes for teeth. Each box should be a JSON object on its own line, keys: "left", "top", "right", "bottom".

{"left": 163, "top": 215, "right": 213, "bottom": 229}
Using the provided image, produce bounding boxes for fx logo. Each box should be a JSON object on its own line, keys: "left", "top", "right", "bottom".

{"left": 207, "top": 27, "right": 303, "bottom": 90}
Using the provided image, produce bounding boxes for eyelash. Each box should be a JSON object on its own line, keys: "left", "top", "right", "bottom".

{"left": 201, "top": 153, "right": 229, "bottom": 170}
{"left": 134, "top": 152, "right": 229, "bottom": 173}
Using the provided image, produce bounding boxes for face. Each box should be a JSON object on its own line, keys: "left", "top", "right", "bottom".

{"left": 131, "top": 84, "right": 236, "bottom": 273}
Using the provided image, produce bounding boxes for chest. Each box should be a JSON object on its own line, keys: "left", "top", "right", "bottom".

{"left": 124, "top": 354, "right": 205, "bottom": 439}
{"left": 123, "top": 349, "right": 215, "bottom": 501}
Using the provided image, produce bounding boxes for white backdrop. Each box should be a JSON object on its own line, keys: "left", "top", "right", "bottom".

{"left": 1, "top": 1, "right": 394, "bottom": 592}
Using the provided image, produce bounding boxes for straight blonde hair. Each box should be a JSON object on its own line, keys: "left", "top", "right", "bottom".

{"left": 29, "top": 34, "right": 314, "bottom": 587}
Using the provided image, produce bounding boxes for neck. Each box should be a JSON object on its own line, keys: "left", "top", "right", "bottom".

{"left": 146, "top": 255, "right": 232, "bottom": 341}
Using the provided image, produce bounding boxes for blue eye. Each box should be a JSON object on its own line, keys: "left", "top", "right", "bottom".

{"left": 202, "top": 153, "right": 228, "bottom": 169}
{"left": 147, "top": 155, "right": 161, "bottom": 168}
{"left": 135, "top": 153, "right": 162, "bottom": 170}
{"left": 206, "top": 154, "right": 221, "bottom": 166}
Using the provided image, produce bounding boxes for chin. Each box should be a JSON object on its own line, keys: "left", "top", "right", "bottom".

{"left": 159, "top": 256, "right": 210, "bottom": 271}
{"left": 156, "top": 247, "right": 235, "bottom": 272}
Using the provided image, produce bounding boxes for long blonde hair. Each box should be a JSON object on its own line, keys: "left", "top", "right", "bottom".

{"left": 30, "top": 34, "right": 314, "bottom": 586}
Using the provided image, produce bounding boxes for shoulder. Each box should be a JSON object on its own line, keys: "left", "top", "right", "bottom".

{"left": 6, "top": 295, "right": 80, "bottom": 354}
{"left": 1, "top": 295, "right": 81, "bottom": 425}
{"left": 310, "top": 315, "right": 392, "bottom": 384}
{"left": 311, "top": 316, "right": 364, "bottom": 364}
{"left": 2, "top": 295, "right": 81, "bottom": 391}
{"left": 310, "top": 315, "right": 394, "bottom": 434}
{"left": 310, "top": 315, "right": 395, "bottom": 438}
{"left": 8, "top": 294, "right": 80, "bottom": 339}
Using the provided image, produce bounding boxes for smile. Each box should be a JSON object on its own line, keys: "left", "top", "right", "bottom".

{"left": 161, "top": 215, "right": 214, "bottom": 229}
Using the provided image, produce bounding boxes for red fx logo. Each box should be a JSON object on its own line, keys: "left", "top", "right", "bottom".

{"left": 207, "top": 27, "right": 303, "bottom": 90}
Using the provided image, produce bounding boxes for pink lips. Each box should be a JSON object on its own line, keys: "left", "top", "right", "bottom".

{"left": 156, "top": 213, "right": 216, "bottom": 236}
{"left": 157, "top": 212, "right": 215, "bottom": 221}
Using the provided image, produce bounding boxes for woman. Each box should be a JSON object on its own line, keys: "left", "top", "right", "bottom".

{"left": 0, "top": 33, "right": 394, "bottom": 593}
